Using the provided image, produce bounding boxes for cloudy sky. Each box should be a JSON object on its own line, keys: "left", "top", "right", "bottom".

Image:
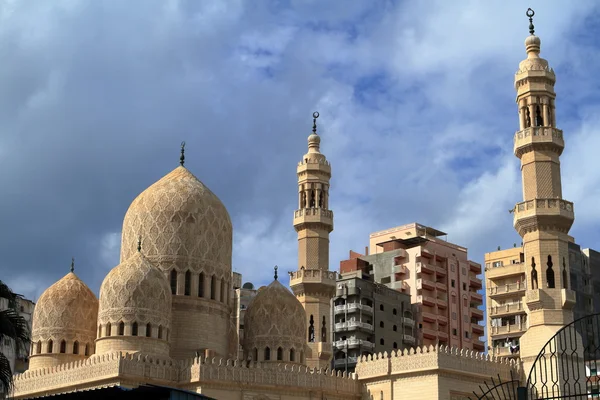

{"left": 1, "top": 0, "right": 600, "bottom": 314}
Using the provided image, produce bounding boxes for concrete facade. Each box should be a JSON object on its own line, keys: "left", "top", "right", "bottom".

{"left": 0, "top": 297, "right": 34, "bottom": 375}
{"left": 341, "top": 223, "right": 485, "bottom": 351}
{"left": 332, "top": 270, "right": 414, "bottom": 373}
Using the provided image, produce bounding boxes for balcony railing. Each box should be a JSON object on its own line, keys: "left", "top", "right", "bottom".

{"left": 486, "top": 262, "right": 525, "bottom": 279}
{"left": 334, "top": 357, "right": 358, "bottom": 367}
{"left": 470, "top": 291, "right": 483, "bottom": 303}
{"left": 416, "top": 295, "right": 436, "bottom": 306}
{"left": 415, "top": 261, "right": 435, "bottom": 275}
{"left": 492, "top": 346, "right": 520, "bottom": 357}
{"left": 436, "top": 282, "right": 447, "bottom": 291}
{"left": 469, "top": 261, "right": 482, "bottom": 274}
{"left": 489, "top": 282, "right": 526, "bottom": 297}
{"left": 402, "top": 317, "right": 415, "bottom": 328}
{"left": 472, "top": 323, "right": 485, "bottom": 334}
{"left": 403, "top": 334, "right": 416, "bottom": 344}
{"left": 422, "top": 311, "right": 437, "bottom": 323}
{"left": 423, "top": 328, "right": 437, "bottom": 339}
{"left": 334, "top": 303, "right": 374, "bottom": 314}
{"left": 416, "top": 278, "right": 436, "bottom": 291}
{"left": 435, "top": 266, "right": 447, "bottom": 276}
{"left": 394, "top": 264, "right": 409, "bottom": 275}
{"left": 489, "top": 303, "right": 524, "bottom": 316}
{"left": 437, "top": 315, "right": 448, "bottom": 325}
{"left": 469, "top": 276, "right": 483, "bottom": 289}
{"left": 490, "top": 323, "right": 526, "bottom": 335}
{"left": 392, "top": 280, "right": 410, "bottom": 292}
{"left": 334, "top": 321, "right": 374, "bottom": 331}
{"left": 333, "top": 339, "right": 375, "bottom": 349}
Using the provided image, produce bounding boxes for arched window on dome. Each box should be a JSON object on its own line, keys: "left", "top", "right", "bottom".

{"left": 146, "top": 323, "right": 152, "bottom": 337}
{"left": 170, "top": 270, "right": 178, "bottom": 295}
{"left": 73, "top": 341, "right": 79, "bottom": 355}
{"left": 36, "top": 340, "right": 41, "bottom": 355}
{"left": 211, "top": 276, "right": 216, "bottom": 300}
{"left": 132, "top": 322, "right": 138, "bottom": 336}
{"left": 184, "top": 270, "right": 191, "bottom": 296}
{"left": 98, "top": 325, "right": 102, "bottom": 338}
{"left": 264, "top": 347, "right": 271, "bottom": 361}
{"left": 253, "top": 348, "right": 258, "bottom": 362}
{"left": 198, "top": 273, "right": 205, "bottom": 298}
{"left": 220, "top": 280, "right": 225, "bottom": 303}
{"left": 106, "top": 322, "right": 112, "bottom": 337}
{"left": 277, "top": 347, "right": 283, "bottom": 361}
{"left": 84, "top": 344, "right": 89, "bottom": 356}
{"left": 47, "top": 340, "right": 53, "bottom": 354}
{"left": 158, "top": 325, "right": 163, "bottom": 339}
{"left": 118, "top": 321, "right": 125, "bottom": 336}
{"left": 289, "top": 348, "right": 295, "bottom": 362}
{"left": 60, "top": 340, "right": 66, "bottom": 354}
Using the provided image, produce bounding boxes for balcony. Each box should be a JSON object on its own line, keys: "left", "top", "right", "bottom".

{"left": 470, "top": 291, "right": 483, "bottom": 304}
{"left": 392, "top": 280, "right": 410, "bottom": 292}
{"left": 492, "top": 346, "right": 520, "bottom": 358}
{"left": 334, "top": 356, "right": 358, "bottom": 367}
{"left": 422, "top": 311, "right": 437, "bottom": 323}
{"left": 416, "top": 278, "right": 436, "bottom": 291}
{"left": 471, "top": 307, "right": 484, "bottom": 320}
{"left": 334, "top": 321, "right": 374, "bottom": 331}
{"left": 469, "top": 276, "right": 483, "bottom": 289}
{"left": 402, "top": 317, "right": 415, "bottom": 328}
{"left": 394, "top": 264, "right": 409, "bottom": 275}
{"left": 489, "top": 282, "right": 526, "bottom": 298}
{"left": 438, "top": 331, "right": 449, "bottom": 340}
{"left": 469, "top": 261, "right": 482, "bottom": 274}
{"left": 418, "top": 248, "right": 434, "bottom": 259}
{"left": 489, "top": 303, "right": 524, "bottom": 317}
{"left": 334, "top": 338, "right": 375, "bottom": 350}
{"left": 472, "top": 323, "right": 485, "bottom": 335}
{"left": 290, "top": 269, "right": 337, "bottom": 287}
{"left": 415, "top": 261, "right": 435, "bottom": 275}
{"left": 403, "top": 334, "right": 416, "bottom": 345}
{"left": 416, "top": 295, "right": 437, "bottom": 307}
{"left": 293, "top": 208, "right": 334, "bottom": 227}
{"left": 318, "top": 342, "right": 333, "bottom": 357}
{"left": 437, "top": 297, "right": 448, "bottom": 309}
{"left": 513, "top": 198, "right": 574, "bottom": 237}
{"left": 438, "top": 315, "right": 448, "bottom": 325}
{"left": 486, "top": 262, "right": 525, "bottom": 279}
{"left": 334, "top": 303, "right": 374, "bottom": 315}
{"left": 423, "top": 328, "right": 437, "bottom": 340}
{"left": 473, "top": 339, "right": 485, "bottom": 351}
{"left": 490, "top": 323, "right": 526, "bottom": 337}
{"left": 436, "top": 282, "right": 447, "bottom": 292}
{"left": 435, "top": 266, "right": 447, "bottom": 276}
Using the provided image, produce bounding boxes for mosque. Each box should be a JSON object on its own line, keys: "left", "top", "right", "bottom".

{"left": 11, "top": 10, "right": 587, "bottom": 400}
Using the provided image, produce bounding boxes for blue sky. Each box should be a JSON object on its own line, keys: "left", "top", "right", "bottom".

{"left": 1, "top": 0, "right": 600, "bottom": 331}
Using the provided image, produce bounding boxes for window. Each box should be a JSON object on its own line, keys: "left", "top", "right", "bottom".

{"left": 98, "top": 326, "right": 102, "bottom": 337}
{"left": 452, "top": 328, "right": 457, "bottom": 336}
{"left": 211, "top": 276, "right": 216, "bottom": 300}
{"left": 253, "top": 348, "right": 258, "bottom": 361}
{"left": 170, "top": 270, "right": 177, "bottom": 295}
{"left": 146, "top": 323, "right": 152, "bottom": 337}
{"left": 184, "top": 270, "right": 191, "bottom": 296}
{"left": 290, "top": 348, "right": 295, "bottom": 362}
{"left": 73, "top": 341, "right": 79, "bottom": 355}
{"left": 451, "top": 264, "right": 455, "bottom": 272}
{"left": 393, "top": 308, "right": 397, "bottom": 315}
{"left": 463, "top": 298, "right": 467, "bottom": 307}
{"left": 84, "top": 344, "right": 89, "bottom": 356}
{"left": 380, "top": 321, "right": 384, "bottom": 328}
{"left": 452, "top": 312, "right": 457, "bottom": 320}
{"left": 380, "top": 338, "right": 384, "bottom": 345}
{"left": 198, "top": 273, "right": 205, "bottom": 297}
{"left": 393, "top": 325, "right": 397, "bottom": 332}
{"left": 265, "top": 347, "right": 271, "bottom": 361}
{"left": 465, "top": 331, "right": 470, "bottom": 339}
{"left": 452, "top": 295, "right": 457, "bottom": 304}
{"left": 380, "top": 304, "right": 384, "bottom": 311}
{"left": 463, "top": 283, "right": 467, "bottom": 291}
{"left": 36, "top": 341, "right": 41, "bottom": 354}
{"left": 418, "top": 323, "right": 423, "bottom": 329}
{"left": 393, "top": 342, "right": 398, "bottom": 349}
{"left": 462, "top": 267, "right": 466, "bottom": 275}
{"left": 451, "top": 280, "right": 456, "bottom": 288}
{"left": 47, "top": 340, "right": 53, "bottom": 353}
{"left": 277, "top": 347, "right": 283, "bottom": 361}
{"left": 106, "top": 322, "right": 111, "bottom": 337}
{"left": 118, "top": 322, "right": 125, "bottom": 336}
{"left": 158, "top": 325, "right": 163, "bottom": 339}
{"left": 60, "top": 340, "right": 66, "bottom": 354}
{"left": 132, "top": 322, "right": 138, "bottom": 336}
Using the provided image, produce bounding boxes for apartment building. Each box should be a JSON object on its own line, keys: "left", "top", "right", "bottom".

{"left": 484, "top": 243, "right": 600, "bottom": 359}
{"left": 0, "top": 296, "right": 35, "bottom": 374}
{"left": 332, "top": 269, "right": 414, "bottom": 373}
{"left": 340, "top": 223, "right": 485, "bottom": 352}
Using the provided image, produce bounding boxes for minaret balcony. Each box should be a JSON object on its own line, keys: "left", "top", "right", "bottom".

{"left": 513, "top": 198, "right": 574, "bottom": 236}
{"left": 514, "top": 126, "right": 564, "bottom": 157}
{"left": 289, "top": 269, "right": 337, "bottom": 294}
{"left": 293, "top": 208, "right": 334, "bottom": 230}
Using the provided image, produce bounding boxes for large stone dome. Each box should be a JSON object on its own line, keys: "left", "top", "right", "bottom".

{"left": 29, "top": 270, "right": 98, "bottom": 370}
{"left": 96, "top": 249, "right": 172, "bottom": 357}
{"left": 120, "top": 165, "right": 232, "bottom": 277}
{"left": 243, "top": 279, "right": 306, "bottom": 364}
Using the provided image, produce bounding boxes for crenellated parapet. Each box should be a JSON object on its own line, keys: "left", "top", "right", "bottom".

{"left": 181, "top": 356, "right": 359, "bottom": 395}
{"left": 355, "top": 345, "right": 519, "bottom": 381}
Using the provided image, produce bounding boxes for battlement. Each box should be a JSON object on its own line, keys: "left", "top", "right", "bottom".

{"left": 355, "top": 345, "right": 519, "bottom": 381}
{"left": 12, "top": 352, "right": 359, "bottom": 399}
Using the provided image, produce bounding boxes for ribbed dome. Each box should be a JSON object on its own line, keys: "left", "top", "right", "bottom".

{"left": 98, "top": 250, "right": 171, "bottom": 328}
{"left": 243, "top": 279, "right": 306, "bottom": 363}
{"left": 32, "top": 271, "right": 98, "bottom": 341}
{"left": 120, "top": 166, "right": 232, "bottom": 276}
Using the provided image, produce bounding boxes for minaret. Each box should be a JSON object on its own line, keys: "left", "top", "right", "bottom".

{"left": 290, "top": 112, "right": 335, "bottom": 370}
{"left": 513, "top": 9, "right": 582, "bottom": 391}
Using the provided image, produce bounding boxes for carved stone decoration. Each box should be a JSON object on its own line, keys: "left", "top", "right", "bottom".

{"left": 29, "top": 271, "right": 98, "bottom": 370}
{"left": 96, "top": 251, "right": 172, "bottom": 357}
{"left": 244, "top": 279, "right": 307, "bottom": 364}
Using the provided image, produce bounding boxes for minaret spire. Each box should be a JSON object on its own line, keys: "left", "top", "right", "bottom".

{"left": 527, "top": 8, "right": 535, "bottom": 35}
{"left": 70, "top": 257, "right": 75, "bottom": 273}
{"left": 274, "top": 265, "right": 278, "bottom": 280}
{"left": 180, "top": 141, "right": 186, "bottom": 166}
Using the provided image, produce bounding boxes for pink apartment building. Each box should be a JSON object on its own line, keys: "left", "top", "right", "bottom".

{"left": 340, "top": 223, "right": 485, "bottom": 351}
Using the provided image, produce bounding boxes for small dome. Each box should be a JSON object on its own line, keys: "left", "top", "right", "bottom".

{"left": 308, "top": 133, "right": 321, "bottom": 146}
{"left": 29, "top": 271, "right": 98, "bottom": 369}
{"left": 243, "top": 279, "right": 306, "bottom": 363}
{"left": 96, "top": 250, "right": 172, "bottom": 356}
{"left": 120, "top": 166, "right": 232, "bottom": 277}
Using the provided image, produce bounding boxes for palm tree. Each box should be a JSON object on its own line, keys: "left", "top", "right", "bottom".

{"left": 0, "top": 281, "right": 30, "bottom": 395}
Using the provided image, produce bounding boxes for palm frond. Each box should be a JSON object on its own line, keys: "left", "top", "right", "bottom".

{"left": 0, "top": 309, "right": 30, "bottom": 355}
{"left": 0, "top": 352, "right": 14, "bottom": 395}
{"left": 0, "top": 280, "right": 22, "bottom": 310}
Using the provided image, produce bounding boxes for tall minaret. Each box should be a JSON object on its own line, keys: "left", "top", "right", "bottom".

{"left": 513, "top": 9, "right": 581, "bottom": 390}
{"left": 290, "top": 112, "right": 335, "bottom": 370}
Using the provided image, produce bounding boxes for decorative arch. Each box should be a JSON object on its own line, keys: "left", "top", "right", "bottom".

{"left": 170, "top": 270, "right": 177, "bottom": 295}
{"left": 106, "top": 322, "right": 112, "bottom": 337}
{"left": 211, "top": 275, "right": 216, "bottom": 300}
{"left": 198, "top": 272, "right": 205, "bottom": 297}
{"left": 264, "top": 347, "right": 271, "bottom": 361}
{"left": 132, "top": 322, "right": 138, "bottom": 336}
{"left": 546, "top": 255, "right": 555, "bottom": 288}
{"left": 73, "top": 341, "right": 79, "bottom": 355}
{"left": 118, "top": 321, "right": 125, "bottom": 336}
{"left": 184, "top": 270, "right": 191, "bottom": 296}
{"left": 146, "top": 323, "right": 152, "bottom": 337}
{"left": 47, "top": 340, "right": 53, "bottom": 354}
{"left": 277, "top": 347, "right": 283, "bottom": 361}
{"left": 60, "top": 340, "right": 66, "bottom": 354}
